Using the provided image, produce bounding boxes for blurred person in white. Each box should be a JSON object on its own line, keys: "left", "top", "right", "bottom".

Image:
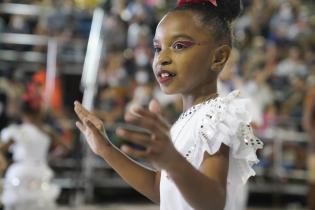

{"left": 0, "top": 84, "right": 60, "bottom": 210}
{"left": 303, "top": 73, "right": 315, "bottom": 210}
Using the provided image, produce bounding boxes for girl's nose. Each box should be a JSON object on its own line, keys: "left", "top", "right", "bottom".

{"left": 157, "top": 50, "right": 172, "bottom": 66}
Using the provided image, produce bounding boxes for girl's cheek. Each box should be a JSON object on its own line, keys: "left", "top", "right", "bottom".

{"left": 152, "top": 58, "right": 158, "bottom": 70}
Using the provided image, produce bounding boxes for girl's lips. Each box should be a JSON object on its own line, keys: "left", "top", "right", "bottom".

{"left": 157, "top": 70, "right": 176, "bottom": 84}
{"left": 158, "top": 76, "right": 175, "bottom": 84}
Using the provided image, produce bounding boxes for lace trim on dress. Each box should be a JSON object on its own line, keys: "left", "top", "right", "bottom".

{"left": 196, "top": 90, "right": 263, "bottom": 184}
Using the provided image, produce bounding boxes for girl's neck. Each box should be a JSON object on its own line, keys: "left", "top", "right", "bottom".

{"left": 22, "top": 115, "right": 40, "bottom": 126}
{"left": 181, "top": 86, "right": 218, "bottom": 111}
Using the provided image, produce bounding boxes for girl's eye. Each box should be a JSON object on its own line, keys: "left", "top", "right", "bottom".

{"left": 153, "top": 46, "right": 161, "bottom": 53}
{"left": 172, "top": 41, "right": 195, "bottom": 50}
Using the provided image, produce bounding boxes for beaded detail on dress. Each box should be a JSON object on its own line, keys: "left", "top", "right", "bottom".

{"left": 172, "top": 97, "right": 219, "bottom": 163}
{"left": 176, "top": 97, "right": 219, "bottom": 122}
{"left": 194, "top": 90, "right": 263, "bottom": 183}
{"left": 238, "top": 123, "right": 263, "bottom": 149}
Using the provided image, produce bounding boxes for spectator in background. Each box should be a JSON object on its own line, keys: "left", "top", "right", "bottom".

{"left": 98, "top": 51, "right": 129, "bottom": 88}
{"left": 303, "top": 73, "right": 315, "bottom": 210}
{"left": 274, "top": 44, "right": 307, "bottom": 82}
{"left": 103, "top": 15, "right": 127, "bottom": 51}
{"left": 0, "top": 69, "right": 24, "bottom": 124}
{"left": 32, "top": 69, "right": 64, "bottom": 113}
{"left": 0, "top": 92, "right": 9, "bottom": 131}
{"left": 31, "top": 69, "right": 74, "bottom": 158}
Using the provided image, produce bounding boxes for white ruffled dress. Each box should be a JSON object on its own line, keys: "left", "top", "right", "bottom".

{"left": 0, "top": 123, "right": 60, "bottom": 210}
{"left": 160, "top": 90, "right": 263, "bottom": 210}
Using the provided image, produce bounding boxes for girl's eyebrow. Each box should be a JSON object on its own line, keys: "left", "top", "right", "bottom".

{"left": 153, "top": 34, "right": 195, "bottom": 44}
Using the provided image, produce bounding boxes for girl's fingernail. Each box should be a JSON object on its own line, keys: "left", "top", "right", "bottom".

{"left": 116, "top": 129, "right": 124, "bottom": 135}
{"left": 121, "top": 145, "right": 129, "bottom": 152}
{"left": 130, "top": 104, "right": 142, "bottom": 114}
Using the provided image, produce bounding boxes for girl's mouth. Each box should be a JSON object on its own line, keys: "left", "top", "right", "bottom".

{"left": 157, "top": 70, "right": 176, "bottom": 84}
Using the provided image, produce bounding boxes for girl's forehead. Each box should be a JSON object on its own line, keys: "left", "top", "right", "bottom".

{"left": 155, "top": 11, "right": 210, "bottom": 40}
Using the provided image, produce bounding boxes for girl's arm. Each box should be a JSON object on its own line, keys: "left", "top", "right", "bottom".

{"left": 119, "top": 107, "right": 228, "bottom": 210}
{"left": 74, "top": 101, "right": 161, "bottom": 203}
{"left": 166, "top": 146, "right": 228, "bottom": 210}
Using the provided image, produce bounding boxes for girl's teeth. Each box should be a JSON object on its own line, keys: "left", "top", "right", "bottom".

{"left": 161, "top": 73, "right": 170, "bottom": 78}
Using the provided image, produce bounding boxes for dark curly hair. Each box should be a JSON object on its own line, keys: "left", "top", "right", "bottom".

{"left": 172, "top": 0, "right": 242, "bottom": 46}
{"left": 20, "top": 83, "right": 42, "bottom": 115}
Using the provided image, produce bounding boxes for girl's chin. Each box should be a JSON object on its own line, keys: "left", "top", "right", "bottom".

{"left": 160, "top": 86, "right": 177, "bottom": 95}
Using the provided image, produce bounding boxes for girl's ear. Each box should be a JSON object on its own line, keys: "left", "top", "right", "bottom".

{"left": 210, "top": 45, "right": 231, "bottom": 72}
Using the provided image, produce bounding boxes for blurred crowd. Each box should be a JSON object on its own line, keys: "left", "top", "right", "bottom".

{"left": 1, "top": 0, "right": 312, "bottom": 131}
{"left": 0, "top": 0, "right": 315, "bottom": 207}
{"left": 93, "top": 0, "right": 315, "bottom": 144}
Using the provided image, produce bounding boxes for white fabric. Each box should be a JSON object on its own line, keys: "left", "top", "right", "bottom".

{"left": 1, "top": 123, "right": 50, "bottom": 162}
{"left": 160, "top": 90, "right": 263, "bottom": 210}
{"left": 0, "top": 123, "right": 60, "bottom": 208}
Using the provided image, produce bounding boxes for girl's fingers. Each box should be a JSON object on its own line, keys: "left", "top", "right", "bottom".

{"left": 74, "top": 101, "right": 103, "bottom": 130}
{"left": 117, "top": 128, "right": 152, "bottom": 147}
{"left": 125, "top": 104, "right": 163, "bottom": 125}
{"left": 75, "top": 121, "right": 86, "bottom": 133}
{"left": 149, "top": 100, "right": 172, "bottom": 129}
{"left": 148, "top": 99, "right": 161, "bottom": 114}
{"left": 74, "top": 101, "right": 88, "bottom": 122}
{"left": 85, "top": 120, "right": 102, "bottom": 137}
{"left": 133, "top": 107, "right": 169, "bottom": 131}
{"left": 121, "top": 145, "right": 148, "bottom": 159}
{"left": 125, "top": 114, "right": 168, "bottom": 138}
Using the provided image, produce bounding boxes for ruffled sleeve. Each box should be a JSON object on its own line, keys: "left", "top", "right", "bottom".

{"left": 0, "top": 124, "right": 18, "bottom": 143}
{"left": 194, "top": 90, "right": 263, "bottom": 184}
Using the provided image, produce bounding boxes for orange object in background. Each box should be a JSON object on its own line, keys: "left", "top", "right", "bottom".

{"left": 32, "top": 69, "right": 63, "bottom": 112}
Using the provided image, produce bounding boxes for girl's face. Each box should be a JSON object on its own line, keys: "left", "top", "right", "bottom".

{"left": 152, "top": 11, "right": 217, "bottom": 96}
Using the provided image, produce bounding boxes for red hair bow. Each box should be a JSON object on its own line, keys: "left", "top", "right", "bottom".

{"left": 22, "top": 83, "right": 42, "bottom": 110}
{"left": 177, "top": 0, "right": 218, "bottom": 8}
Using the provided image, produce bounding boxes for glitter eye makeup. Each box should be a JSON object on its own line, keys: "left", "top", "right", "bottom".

{"left": 174, "top": 40, "right": 196, "bottom": 48}
{"left": 172, "top": 40, "right": 210, "bottom": 51}
{"left": 152, "top": 37, "right": 210, "bottom": 54}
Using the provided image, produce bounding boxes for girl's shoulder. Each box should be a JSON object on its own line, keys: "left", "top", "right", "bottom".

{"left": 197, "top": 90, "right": 251, "bottom": 123}
{"left": 195, "top": 90, "right": 260, "bottom": 145}
{"left": 194, "top": 90, "right": 263, "bottom": 183}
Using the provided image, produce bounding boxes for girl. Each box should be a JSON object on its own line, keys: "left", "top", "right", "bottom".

{"left": 0, "top": 84, "right": 60, "bottom": 210}
{"left": 74, "top": 0, "right": 263, "bottom": 210}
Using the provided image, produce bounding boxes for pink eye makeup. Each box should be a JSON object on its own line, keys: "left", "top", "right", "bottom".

{"left": 172, "top": 40, "right": 210, "bottom": 50}
{"left": 152, "top": 38, "right": 210, "bottom": 53}
{"left": 173, "top": 40, "right": 197, "bottom": 48}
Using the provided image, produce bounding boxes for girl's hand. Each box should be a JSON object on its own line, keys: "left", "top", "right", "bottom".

{"left": 117, "top": 99, "right": 180, "bottom": 170}
{"left": 74, "top": 101, "right": 111, "bottom": 156}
